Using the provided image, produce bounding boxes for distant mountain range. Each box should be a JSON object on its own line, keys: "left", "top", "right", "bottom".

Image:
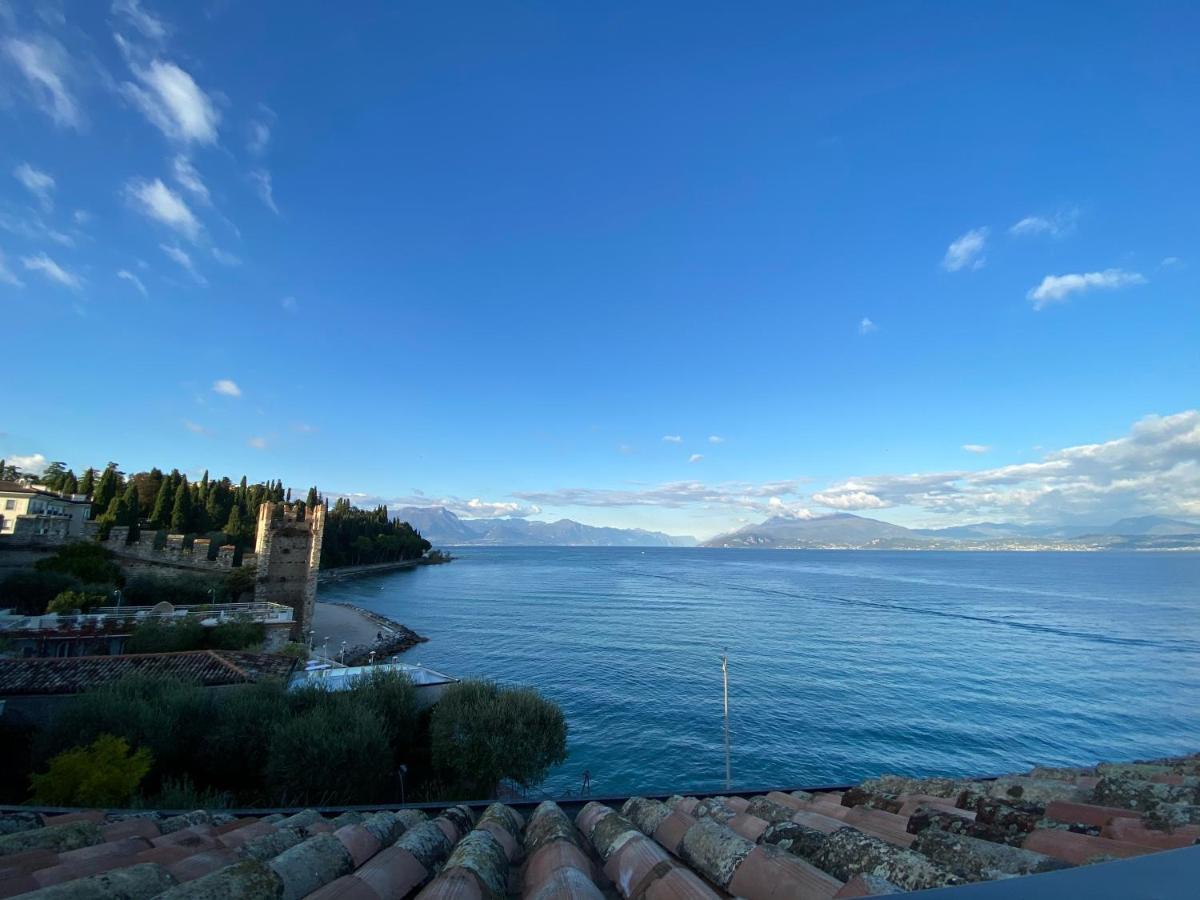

{"left": 392, "top": 507, "right": 697, "bottom": 547}
{"left": 703, "top": 513, "right": 1200, "bottom": 551}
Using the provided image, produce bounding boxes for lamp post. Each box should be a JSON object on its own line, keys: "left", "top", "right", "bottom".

{"left": 340, "top": 641, "right": 347, "bottom": 665}
{"left": 113, "top": 589, "right": 123, "bottom": 612}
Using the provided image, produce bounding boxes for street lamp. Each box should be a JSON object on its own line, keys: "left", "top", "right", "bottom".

{"left": 340, "top": 641, "right": 347, "bottom": 665}
{"left": 112, "top": 589, "right": 123, "bottom": 611}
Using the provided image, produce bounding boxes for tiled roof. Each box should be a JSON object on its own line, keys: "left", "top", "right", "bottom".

{"left": 0, "top": 753, "right": 1196, "bottom": 898}
{"left": 0, "top": 650, "right": 298, "bottom": 696}
{"left": 0, "top": 482, "right": 88, "bottom": 503}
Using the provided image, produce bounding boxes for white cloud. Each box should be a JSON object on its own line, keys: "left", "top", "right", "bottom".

{"left": 1161, "top": 256, "right": 1181, "bottom": 268}
{"left": 250, "top": 169, "right": 278, "bottom": 214}
{"left": 811, "top": 489, "right": 891, "bottom": 510}
{"left": 182, "top": 420, "right": 208, "bottom": 434}
{"left": 112, "top": 0, "right": 169, "bottom": 42}
{"left": 247, "top": 104, "right": 275, "bottom": 156}
{"left": 281, "top": 295, "right": 297, "bottom": 313}
{"left": 7, "top": 453, "right": 47, "bottom": 474}
{"left": 72, "top": 209, "right": 91, "bottom": 225}
{"left": 159, "top": 242, "right": 206, "bottom": 284}
{"left": 463, "top": 498, "right": 539, "bottom": 518}
{"left": 171, "top": 155, "right": 209, "bottom": 204}
{"left": 1027, "top": 268, "right": 1145, "bottom": 310}
{"left": 3, "top": 35, "right": 81, "bottom": 129}
{"left": 116, "top": 268, "right": 147, "bottom": 296}
{"left": 662, "top": 434, "right": 682, "bottom": 443}
{"left": 858, "top": 316, "right": 877, "bottom": 335}
{"left": 962, "top": 444, "right": 991, "bottom": 454}
{"left": 13, "top": 163, "right": 55, "bottom": 210}
{"left": 247, "top": 436, "right": 267, "bottom": 450}
{"left": 808, "top": 410, "right": 1200, "bottom": 523}
{"left": 211, "top": 247, "right": 241, "bottom": 266}
{"left": 688, "top": 454, "right": 704, "bottom": 463}
{"left": 0, "top": 249, "right": 23, "bottom": 287}
{"left": 1009, "top": 208, "right": 1078, "bottom": 238}
{"left": 122, "top": 58, "right": 219, "bottom": 144}
{"left": 126, "top": 178, "right": 201, "bottom": 240}
{"left": 22, "top": 253, "right": 82, "bottom": 289}
{"left": 212, "top": 378, "right": 241, "bottom": 397}
{"left": 942, "top": 227, "right": 988, "bottom": 271}
{"left": 708, "top": 435, "right": 724, "bottom": 444}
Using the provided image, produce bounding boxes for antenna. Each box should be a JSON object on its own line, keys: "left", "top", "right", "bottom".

{"left": 722, "top": 651, "right": 731, "bottom": 790}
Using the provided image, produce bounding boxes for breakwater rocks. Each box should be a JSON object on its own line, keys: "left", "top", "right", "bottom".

{"left": 324, "top": 602, "right": 429, "bottom": 665}
{"left": 318, "top": 552, "right": 454, "bottom": 583}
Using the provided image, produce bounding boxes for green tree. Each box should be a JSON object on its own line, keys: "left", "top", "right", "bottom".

{"left": 149, "top": 478, "right": 173, "bottom": 528}
{"left": 430, "top": 680, "right": 567, "bottom": 797}
{"left": 306, "top": 486, "right": 319, "bottom": 508}
{"left": 120, "top": 484, "right": 141, "bottom": 542}
{"left": 29, "top": 735, "right": 152, "bottom": 807}
{"left": 61, "top": 471, "right": 79, "bottom": 494}
{"left": 40, "top": 461, "right": 68, "bottom": 490}
{"left": 0, "top": 570, "right": 83, "bottom": 615}
{"left": 47, "top": 590, "right": 105, "bottom": 614}
{"left": 169, "top": 479, "right": 192, "bottom": 533}
{"left": 35, "top": 543, "right": 123, "bottom": 586}
{"left": 92, "top": 464, "right": 120, "bottom": 518}
{"left": 79, "top": 467, "right": 96, "bottom": 497}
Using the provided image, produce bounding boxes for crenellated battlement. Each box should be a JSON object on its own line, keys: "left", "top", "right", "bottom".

{"left": 252, "top": 502, "right": 325, "bottom": 641}
{"left": 101, "top": 527, "right": 257, "bottom": 572}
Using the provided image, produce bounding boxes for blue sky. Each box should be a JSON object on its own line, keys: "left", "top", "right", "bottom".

{"left": 2, "top": 1, "right": 1198, "bottom": 539}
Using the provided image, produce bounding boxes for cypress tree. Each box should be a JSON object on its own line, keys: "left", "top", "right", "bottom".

{"left": 169, "top": 480, "right": 192, "bottom": 533}
{"left": 149, "top": 479, "right": 173, "bottom": 528}
{"left": 120, "top": 484, "right": 141, "bottom": 542}
{"left": 306, "top": 486, "right": 319, "bottom": 508}
{"left": 62, "top": 471, "right": 79, "bottom": 494}
{"left": 92, "top": 465, "right": 119, "bottom": 517}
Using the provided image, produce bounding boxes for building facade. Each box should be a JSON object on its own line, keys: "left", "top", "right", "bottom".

{"left": 253, "top": 501, "right": 326, "bottom": 642}
{"left": 0, "top": 482, "right": 91, "bottom": 541}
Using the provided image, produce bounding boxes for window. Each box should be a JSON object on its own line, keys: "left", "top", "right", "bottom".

{"left": 4, "top": 499, "right": 14, "bottom": 510}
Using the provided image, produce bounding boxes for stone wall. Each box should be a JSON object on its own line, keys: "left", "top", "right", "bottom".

{"left": 101, "top": 527, "right": 257, "bottom": 573}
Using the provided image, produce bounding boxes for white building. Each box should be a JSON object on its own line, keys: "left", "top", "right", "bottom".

{"left": 0, "top": 482, "right": 92, "bottom": 540}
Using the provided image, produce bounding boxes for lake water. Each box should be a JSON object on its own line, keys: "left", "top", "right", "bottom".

{"left": 319, "top": 548, "right": 1200, "bottom": 797}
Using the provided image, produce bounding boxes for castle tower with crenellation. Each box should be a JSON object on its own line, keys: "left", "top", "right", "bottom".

{"left": 253, "top": 501, "right": 325, "bottom": 641}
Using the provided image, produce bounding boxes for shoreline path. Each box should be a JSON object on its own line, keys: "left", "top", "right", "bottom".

{"left": 309, "top": 601, "right": 427, "bottom": 665}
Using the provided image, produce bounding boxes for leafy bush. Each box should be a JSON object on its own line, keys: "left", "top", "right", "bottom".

{"left": 123, "top": 618, "right": 264, "bottom": 653}
{"left": 121, "top": 573, "right": 220, "bottom": 607}
{"left": 134, "top": 775, "right": 232, "bottom": 811}
{"left": 0, "top": 570, "right": 82, "bottom": 615}
{"left": 224, "top": 566, "right": 256, "bottom": 600}
{"left": 279, "top": 641, "right": 309, "bottom": 659}
{"left": 34, "top": 543, "right": 123, "bottom": 587}
{"left": 430, "top": 680, "right": 567, "bottom": 797}
{"left": 29, "top": 735, "right": 152, "bottom": 807}
{"left": 193, "top": 680, "right": 290, "bottom": 800}
{"left": 265, "top": 696, "right": 391, "bottom": 805}
{"left": 350, "top": 669, "right": 420, "bottom": 764}
{"left": 39, "top": 675, "right": 211, "bottom": 786}
{"left": 47, "top": 590, "right": 105, "bottom": 614}
{"left": 123, "top": 619, "right": 208, "bottom": 653}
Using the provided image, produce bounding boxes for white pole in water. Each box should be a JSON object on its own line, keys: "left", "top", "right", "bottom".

{"left": 722, "top": 653, "right": 731, "bottom": 790}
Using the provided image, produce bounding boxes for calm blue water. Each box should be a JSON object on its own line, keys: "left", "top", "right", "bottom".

{"left": 319, "top": 548, "right": 1200, "bottom": 797}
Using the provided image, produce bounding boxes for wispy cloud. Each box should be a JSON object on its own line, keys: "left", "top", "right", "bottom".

{"left": 212, "top": 378, "right": 241, "bottom": 397}
{"left": 247, "top": 436, "right": 267, "bottom": 449}
{"left": 249, "top": 169, "right": 278, "bottom": 214}
{"left": 3, "top": 35, "right": 82, "bottom": 129}
{"left": 513, "top": 479, "right": 808, "bottom": 516}
{"left": 112, "top": 0, "right": 169, "bottom": 42}
{"left": 126, "top": 177, "right": 201, "bottom": 240}
{"left": 708, "top": 435, "right": 724, "bottom": 444}
{"left": 122, "top": 58, "right": 219, "bottom": 144}
{"left": 182, "top": 419, "right": 209, "bottom": 435}
{"left": 1009, "top": 208, "right": 1078, "bottom": 238}
{"left": 942, "top": 227, "right": 988, "bottom": 272}
{"left": 159, "top": 242, "right": 206, "bottom": 284}
{"left": 13, "top": 163, "right": 55, "bottom": 210}
{"left": 211, "top": 247, "right": 241, "bottom": 266}
{"left": 1027, "top": 268, "right": 1145, "bottom": 310}
{"left": 962, "top": 444, "right": 991, "bottom": 454}
{"left": 247, "top": 104, "right": 275, "bottom": 156}
{"left": 281, "top": 295, "right": 297, "bottom": 313}
{"left": 1161, "top": 256, "right": 1182, "bottom": 268}
{"left": 688, "top": 453, "right": 704, "bottom": 463}
{"left": 662, "top": 434, "right": 682, "bottom": 443}
{"left": 0, "top": 252, "right": 23, "bottom": 287}
{"left": 116, "top": 268, "right": 147, "bottom": 296}
{"left": 858, "top": 316, "right": 877, "bottom": 335}
{"left": 22, "top": 252, "right": 82, "bottom": 289}
{"left": 171, "top": 155, "right": 210, "bottom": 204}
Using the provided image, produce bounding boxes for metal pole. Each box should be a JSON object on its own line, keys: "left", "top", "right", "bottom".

{"left": 722, "top": 653, "right": 731, "bottom": 791}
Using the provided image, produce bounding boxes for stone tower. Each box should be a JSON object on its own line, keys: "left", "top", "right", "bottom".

{"left": 253, "top": 501, "right": 325, "bottom": 641}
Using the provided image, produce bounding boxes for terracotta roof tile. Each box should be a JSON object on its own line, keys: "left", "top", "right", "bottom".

{"left": 1, "top": 751, "right": 1197, "bottom": 898}
{"left": 0, "top": 650, "right": 296, "bottom": 695}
